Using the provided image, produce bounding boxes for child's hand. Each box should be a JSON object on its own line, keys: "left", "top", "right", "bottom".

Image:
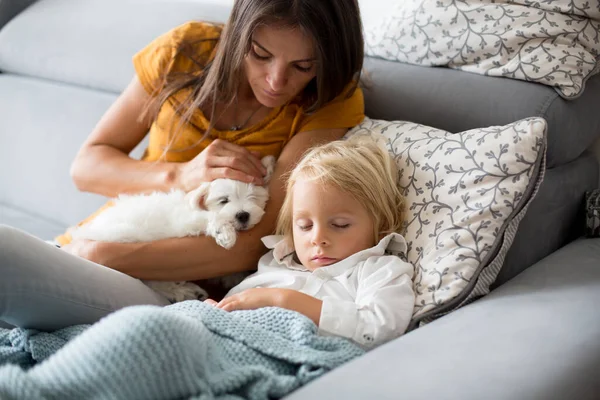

{"left": 216, "top": 288, "right": 284, "bottom": 311}
{"left": 216, "top": 288, "right": 323, "bottom": 326}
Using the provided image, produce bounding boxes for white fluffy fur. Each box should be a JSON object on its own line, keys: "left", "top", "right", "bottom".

{"left": 71, "top": 156, "right": 275, "bottom": 302}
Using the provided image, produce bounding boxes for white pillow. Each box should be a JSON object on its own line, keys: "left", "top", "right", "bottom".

{"left": 346, "top": 117, "right": 547, "bottom": 327}
{"left": 365, "top": 0, "right": 600, "bottom": 99}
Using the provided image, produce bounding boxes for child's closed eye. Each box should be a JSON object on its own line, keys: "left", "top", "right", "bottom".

{"left": 333, "top": 223, "right": 350, "bottom": 229}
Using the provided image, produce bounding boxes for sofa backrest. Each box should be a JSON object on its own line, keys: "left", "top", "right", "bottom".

{"left": 0, "top": 0, "right": 232, "bottom": 93}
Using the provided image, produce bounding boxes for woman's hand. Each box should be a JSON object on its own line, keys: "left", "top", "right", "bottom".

{"left": 176, "top": 139, "right": 267, "bottom": 191}
{"left": 61, "top": 239, "right": 102, "bottom": 264}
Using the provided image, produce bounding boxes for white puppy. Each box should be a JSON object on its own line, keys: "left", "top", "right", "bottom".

{"left": 71, "top": 156, "right": 275, "bottom": 302}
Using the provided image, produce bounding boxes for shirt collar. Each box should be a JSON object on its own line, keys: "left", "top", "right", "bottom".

{"left": 261, "top": 233, "right": 408, "bottom": 274}
{"left": 261, "top": 235, "right": 304, "bottom": 270}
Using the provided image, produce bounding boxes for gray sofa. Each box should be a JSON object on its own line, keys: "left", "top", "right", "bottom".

{"left": 1, "top": 0, "right": 599, "bottom": 399}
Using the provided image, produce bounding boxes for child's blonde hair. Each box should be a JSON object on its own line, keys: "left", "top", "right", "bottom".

{"left": 276, "top": 137, "right": 405, "bottom": 242}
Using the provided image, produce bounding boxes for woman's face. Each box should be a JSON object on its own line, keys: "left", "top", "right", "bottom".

{"left": 244, "top": 24, "right": 317, "bottom": 108}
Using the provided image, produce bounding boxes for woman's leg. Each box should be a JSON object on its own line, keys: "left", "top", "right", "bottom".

{"left": 0, "top": 224, "right": 170, "bottom": 331}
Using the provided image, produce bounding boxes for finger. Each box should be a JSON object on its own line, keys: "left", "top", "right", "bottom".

{"left": 207, "top": 166, "right": 263, "bottom": 185}
{"left": 205, "top": 149, "right": 262, "bottom": 178}
{"left": 249, "top": 151, "right": 267, "bottom": 174}
{"left": 204, "top": 299, "right": 218, "bottom": 306}
{"left": 250, "top": 153, "right": 267, "bottom": 176}
{"left": 208, "top": 154, "right": 264, "bottom": 181}
{"left": 216, "top": 296, "right": 233, "bottom": 309}
{"left": 213, "top": 140, "right": 267, "bottom": 175}
{"left": 61, "top": 243, "right": 82, "bottom": 256}
{"left": 221, "top": 302, "right": 240, "bottom": 312}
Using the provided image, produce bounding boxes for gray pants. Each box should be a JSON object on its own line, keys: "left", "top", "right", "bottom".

{"left": 0, "top": 224, "right": 170, "bottom": 331}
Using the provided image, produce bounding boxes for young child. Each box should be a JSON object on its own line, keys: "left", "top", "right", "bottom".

{"left": 206, "top": 138, "right": 416, "bottom": 349}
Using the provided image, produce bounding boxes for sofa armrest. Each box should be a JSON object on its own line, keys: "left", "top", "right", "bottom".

{"left": 286, "top": 238, "right": 600, "bottom": 400}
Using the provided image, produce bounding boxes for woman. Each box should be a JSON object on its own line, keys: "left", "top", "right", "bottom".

{"left": 0, "top": 0, "right": 365, "bottom": 330}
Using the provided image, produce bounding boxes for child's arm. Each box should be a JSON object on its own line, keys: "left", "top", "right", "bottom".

{"left": 215, "top": 288, "right": 323, "bottom": 325}
{"left": 214, "top": 255, "right": 415, "bottom": 348}
{"left": 318, "top": 255, "right": 415, "bottom": 349}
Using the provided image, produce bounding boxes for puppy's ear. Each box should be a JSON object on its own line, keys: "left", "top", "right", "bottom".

{"left": 185, "top": 182, "right": 211, "bottom": 210}
{"left": 261, "top": 155, "right": 276, "bottom": 184}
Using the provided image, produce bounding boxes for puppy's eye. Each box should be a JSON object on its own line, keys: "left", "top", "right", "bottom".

{"left": 218, "top": 198, "right": 229, "bottom": 205}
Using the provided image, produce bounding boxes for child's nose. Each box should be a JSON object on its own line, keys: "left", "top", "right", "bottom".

{"left": 311, "top": 226, "right": 329, "bottom": 246}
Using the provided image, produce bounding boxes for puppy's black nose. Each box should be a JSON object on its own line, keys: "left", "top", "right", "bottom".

{"left": 236, "top": 211, "right": 250, "bottom": 224}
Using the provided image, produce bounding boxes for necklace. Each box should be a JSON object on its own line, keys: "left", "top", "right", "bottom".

{"left": 231, "top": 97, "right": 263, "bottom": 131}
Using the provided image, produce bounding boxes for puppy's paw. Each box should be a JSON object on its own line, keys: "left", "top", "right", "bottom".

{"left": 215, "top": 223, "right": 237, "bottom": 249}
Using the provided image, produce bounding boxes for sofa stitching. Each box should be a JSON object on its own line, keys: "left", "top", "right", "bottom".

{"left": 535, "top": 89, "right": 559, "bottom": 121}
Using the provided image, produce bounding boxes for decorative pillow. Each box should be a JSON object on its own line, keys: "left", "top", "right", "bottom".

{"left": 345, "top": 117, "right": 547, "bottom": 328}
{"left": 365, "top": 0, "right": 600, "bottom": 99}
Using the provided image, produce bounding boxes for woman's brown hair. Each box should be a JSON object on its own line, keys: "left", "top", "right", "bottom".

{"left": 148, "top": 0, "right": 364, "bottom": 152}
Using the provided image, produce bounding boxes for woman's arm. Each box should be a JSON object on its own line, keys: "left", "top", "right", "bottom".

{"left": 70, "top": 76, "right": 265, "bottom": 198}
{"left": 73, "top": 128, "right": 348, "bottom": 280}
{"left": 70, "top": 76, "right": 174, "bottom": 197}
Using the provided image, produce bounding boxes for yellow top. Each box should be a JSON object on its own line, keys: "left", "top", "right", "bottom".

{"left": 56, "top": 21, "right": 365, "bottom": 245}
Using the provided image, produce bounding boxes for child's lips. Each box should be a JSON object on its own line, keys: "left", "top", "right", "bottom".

{"left": 311, "top": 256, "right": 337, "bottom": 266}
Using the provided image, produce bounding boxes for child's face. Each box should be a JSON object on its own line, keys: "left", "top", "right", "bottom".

{"left": 291, "top": 178, "right": 376, "bottom": 271}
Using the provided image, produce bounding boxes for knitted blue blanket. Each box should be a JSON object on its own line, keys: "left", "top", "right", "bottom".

{"left": 0, "top": 301, "right": 364, "bottom": 399}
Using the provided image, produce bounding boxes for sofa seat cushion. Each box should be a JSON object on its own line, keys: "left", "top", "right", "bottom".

{"left": 0, "top": 74, "right": 147, "bottom": 230}
{"left": 0, "top": 0, "right": 232, "bottom": 94}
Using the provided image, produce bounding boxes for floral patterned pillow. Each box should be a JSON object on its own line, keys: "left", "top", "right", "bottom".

{"left": 365, "top": 0, "right": 600, "bottom": 99}
{"left": 346, "top": 117, "right": 547, "bottom": 328}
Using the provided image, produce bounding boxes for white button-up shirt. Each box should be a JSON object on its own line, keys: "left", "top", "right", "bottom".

{"left": 226, "top": 233, "right": 415, "bottom": 349}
